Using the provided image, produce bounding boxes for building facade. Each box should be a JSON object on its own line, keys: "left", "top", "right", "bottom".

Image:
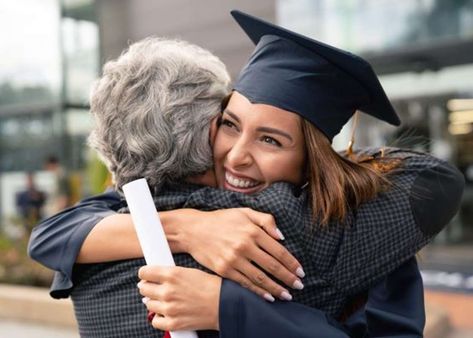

{"left": 0, "top": 0, "right": 472, "bottom": 247}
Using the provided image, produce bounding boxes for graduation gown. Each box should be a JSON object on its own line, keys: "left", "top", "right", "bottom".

{"left": 219, "top": 257, "right": 424, "bottom": 338}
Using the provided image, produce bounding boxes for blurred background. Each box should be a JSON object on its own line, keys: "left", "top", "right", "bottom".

{"left": 0, "top": 0, "right": 472, "bottom": 337}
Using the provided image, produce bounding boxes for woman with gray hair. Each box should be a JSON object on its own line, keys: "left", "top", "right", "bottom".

{"left": 89, "top": 37, "right": 230, "bottom": 192}
{"left": 29, "top": 36, "right": 304, "bottom": 337}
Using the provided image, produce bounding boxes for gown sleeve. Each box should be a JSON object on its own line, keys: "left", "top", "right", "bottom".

{"left": 219, "top": 279, "right": 349, "bottom": 338}
{"left": 28, "top": 190, "right": 122, "bottom": 298}
{"left": 219, "top": 257, "right": 424, "bottom": 338}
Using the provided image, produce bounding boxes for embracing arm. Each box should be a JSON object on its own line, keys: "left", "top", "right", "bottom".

{"left": 86, "top": 206, "right": 304, "bottom": 299}
{"left": 28, "top": 192, "right": 210, "bottom": 275}
{"left": 28, "top": 190, "right": 122, "bottom": 272}
{"left": 28, "top": 190, "right": 126, "bottom": 298}
{"left": 28, "top": 190, "right": 302, "bottom": 300}
{"left": 77, "top": 209, "right": 197, "bottom": 262}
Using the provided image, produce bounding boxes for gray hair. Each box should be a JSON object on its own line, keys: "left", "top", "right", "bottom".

{"left": 88, "top": 37, "right": 231, "bottom": 192}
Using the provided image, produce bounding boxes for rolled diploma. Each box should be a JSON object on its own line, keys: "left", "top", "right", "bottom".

{"left": 123, "top": 178, "right": 198, "bottom": 338}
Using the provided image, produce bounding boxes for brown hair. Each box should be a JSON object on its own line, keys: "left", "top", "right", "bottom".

{"left": 301, "top": 119, "right": 401, "bottom": 225}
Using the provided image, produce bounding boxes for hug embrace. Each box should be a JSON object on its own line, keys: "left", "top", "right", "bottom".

{"left": 29, "top": 10, "right": 464, "bottom": 338}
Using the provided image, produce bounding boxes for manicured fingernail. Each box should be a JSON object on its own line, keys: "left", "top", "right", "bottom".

{"left": 296, "top": 267, "right": 305, "bottom": 278}
{"left": 276, "top": 228, "right": 285, "bottom": 240}
{"left": 137, "top": 281, "right": 143, "bottom": 288}
{"left": 293, "top": 280, "right": 304, "bottom": 290}
{"left": 263, "top": 293, "right": 275, "bottom": 302}
{"left": 142, "top": 297, "right": 150, "bottom": 304}
{"left": 280, "top": 290, "right": 292, "bottom": 301}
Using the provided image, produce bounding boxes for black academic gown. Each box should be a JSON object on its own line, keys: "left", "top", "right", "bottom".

{"left": 219, "top": 256, "right": 424, "bottom": 338}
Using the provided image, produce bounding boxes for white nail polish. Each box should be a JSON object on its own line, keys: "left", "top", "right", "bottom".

{"left": 293, "top": 280, "right": 304, "bottom": 290}
{"left": 296, "top": 267, "right": 305, "bottom": 278}
{"left": 280, "top": 290, "right": 292, "bottom": 301}
{"left": 276, "top": 228, "right": 285, "bottom": 240}
{"left": 142, "top": 297, "right": 150, "bottom": 304}
{"left": 263, "top": 293, "right": 275, "bottom": 302}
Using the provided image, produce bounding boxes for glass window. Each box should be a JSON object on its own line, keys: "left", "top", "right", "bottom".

{"left": 62, "top": 14, "right": 99, "bottom": 105}
{"left": 0, "top": 113, "right": 61, "bottom": 172}
{"left": 277, "top": 0, "right": 473, "bottom": 53}
{"left": 0, "top": 0, "right": 98, "bottom": 172}
{"left": 0, "top": 0, "right": 61, "bottom": 107}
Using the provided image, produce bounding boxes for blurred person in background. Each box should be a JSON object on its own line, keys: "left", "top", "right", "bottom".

{"left": 29, "top": 12, "right": 464, "bottom": 338}
{"left": 15, "top": 172, "right": 46, "bottom": 231}
{"left": 43, "top": 155, "right": 72, "bottom": 215}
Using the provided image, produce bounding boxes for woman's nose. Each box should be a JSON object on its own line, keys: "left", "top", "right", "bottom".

{"left": 225, "top": 139, "right": 253, "bottom": 168}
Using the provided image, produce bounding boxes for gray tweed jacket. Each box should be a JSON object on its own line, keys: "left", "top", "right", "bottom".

{"left": 70, "top": 148, "right": 464, "bottom": 337}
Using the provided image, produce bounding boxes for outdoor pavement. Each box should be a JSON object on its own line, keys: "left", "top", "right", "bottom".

{"left": 450, "top": 330, "right": 473, "bottom": 338}
{"left": 425, "top": 290, "right": 473, "bottom": 331}
{"left": 421, "top": 245, "right": 473, "bottom": 338}
{"left": 0, "top": 283, "right": 462, "bottom": 338}
{"left": 1, "top": 269, "right": 472, "bottom": 337}
{"left": 0, "top": 284, "right": 78, "bottom": 337}
{"left": 0, "top": 319, "right": 78, "bottom": 338}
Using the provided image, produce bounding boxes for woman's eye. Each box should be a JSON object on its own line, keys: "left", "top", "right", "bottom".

{"left": 261, "top": 136, "right": 282, "bottom": 147}
{"left": 221, "top": 119, "right": 237, "bottom": 130}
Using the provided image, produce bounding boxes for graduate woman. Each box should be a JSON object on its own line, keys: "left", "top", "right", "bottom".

{"left": 29, "top": 11, "right": 464, "bottom": 338}
{"left": 137, "top": 11, "right": 464, "bottom": 336}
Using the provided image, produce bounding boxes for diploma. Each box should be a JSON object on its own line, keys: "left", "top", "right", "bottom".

{"left": 123, "top": 178, "right": 198, "bottom": 338}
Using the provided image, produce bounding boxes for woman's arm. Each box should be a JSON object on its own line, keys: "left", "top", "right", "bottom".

{"left": 81, "top": 207, "right": 304, "bottom": 299}
{"left": 28, "top": 190, "right": 122, "bottom": 272}
{"left": 29, "top": 193, "right": 303, "bottom": 300}
{"left": 76, "top": 209, "right": 195, "bottom": 262}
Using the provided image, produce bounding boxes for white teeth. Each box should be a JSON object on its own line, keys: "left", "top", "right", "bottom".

{"left": 225, "top": 172, "right": 259, "bottom": 188}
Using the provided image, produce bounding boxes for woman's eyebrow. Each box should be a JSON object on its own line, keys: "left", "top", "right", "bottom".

{"left": 224, "top": 109, "right": 293, "bottom": 142}
{"left": 223, "top": 109, "right": 240, "bottom": 123}
{"left": 257, "top": 127, "right": 293, "bottom": 142}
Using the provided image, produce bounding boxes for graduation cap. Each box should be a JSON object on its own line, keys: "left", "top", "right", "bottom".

{"left": 231, "top": 10, "right": 400, "bottom": 141}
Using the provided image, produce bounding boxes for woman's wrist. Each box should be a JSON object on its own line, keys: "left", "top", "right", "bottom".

{"left": 208, "top": 274, "right": 222, "bottom": 330}
{"left": 160, "top": 208, "right": 203, "bottom": 254}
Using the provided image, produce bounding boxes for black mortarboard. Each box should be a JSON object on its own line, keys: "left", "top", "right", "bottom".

{"left": 231, "top": 10, "right": 400, "bottom": 141}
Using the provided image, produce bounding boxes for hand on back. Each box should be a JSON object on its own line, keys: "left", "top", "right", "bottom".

{"left": 184, "top": 208, "right": 305, "bottom": 301}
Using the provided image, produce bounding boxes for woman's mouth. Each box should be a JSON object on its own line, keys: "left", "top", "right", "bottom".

{"left": 224, "top": 171, "right": 261, "bottom": 191}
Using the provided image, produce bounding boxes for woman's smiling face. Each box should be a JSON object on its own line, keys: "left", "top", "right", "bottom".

{"left": 213, "top": 91, "right": 306, "bottom": 194}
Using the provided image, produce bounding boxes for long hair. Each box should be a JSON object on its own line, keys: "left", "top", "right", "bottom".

{"left": 301, "top": 119, "right": 402, "bottom": 225}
